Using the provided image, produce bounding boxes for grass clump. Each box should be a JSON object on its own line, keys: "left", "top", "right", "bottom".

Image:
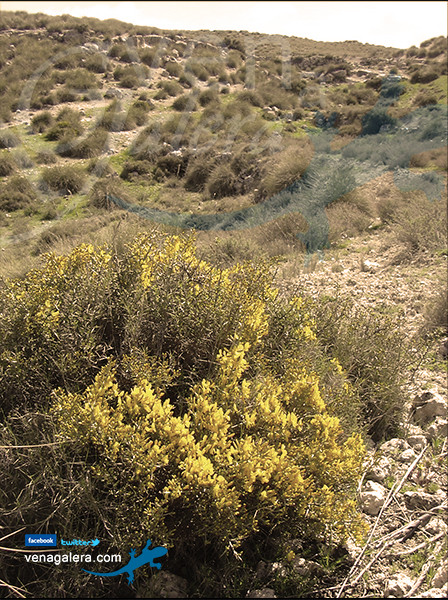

{"left": 0, "top": 129, "right": 21, "bottom": 148}
{"left": 40, "top": 164, "right": 86, "bottom": 194}
{"left": 30, "top": 110, "right": 54, "bottom": 133}
{"left": 0, "top": 154, "right": 16, "bottom": 176}
{"left": 0, "top": 175, "right": 37, "bottom": 211}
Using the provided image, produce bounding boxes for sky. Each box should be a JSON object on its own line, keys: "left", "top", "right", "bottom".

{"left": 0, "top": 1, "right": 446, "bottom": 48}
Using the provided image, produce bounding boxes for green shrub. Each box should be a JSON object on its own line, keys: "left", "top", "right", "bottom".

{"left": 35, "top": 149, "right": 58, "bottom": 165}
{"left": 140, "top": 49, "right": 161, "bottom": 68}
{"left": 0, "top": 154, "right": 16, "bottom": 176}
{"left": 56, "top": 127, "right": 109, "bottom": 158}
{"left": 41, "top": 165, "right": 86, "bottom": 194}
{"left": 0, "top": 129, "right": 21, "bottom": 148}
{"left": 172, "top": 93, "right": 198, "bottom": 112}
{"left": 85, "top": 53, "right": 110, "bottom": 73}
{"left": 158, "top": 80, "right": 183, "bottom": 97}
{"left": 30, "top": 110, "right": 54, "bottom": 133}
{"left": 12, "top": 149, "right": 34, "bottom": 169}
{"left": 361, "top": 107, "right": 397, "bottom": 135}
{"left": 258, "top": 141, "right": 313, "bottom": 198}
{"left": 391, "top": 195, "right": 447, "bottom": 255}
{"left": 164, "top": 61, "right": 183, "bottom": 77}
{"left": 184, "top": 155, "right": 217, "bottom": 191}
{"left": 410, "top": 69, "right": 440, "bottom": 84}
{"left": 0, "top": 175, "right": 37, "bottom": 211}
{"left": 198, "top": 88, "right": 219, "bottom": 107}
{"left": 206, "top": 164, "right": 239, "bottom": 198}
{"left": 308, "top": 295, "right": 412, "bottom": 440}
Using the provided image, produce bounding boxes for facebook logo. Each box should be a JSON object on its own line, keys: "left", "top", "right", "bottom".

{"left": 25, "top": 534, "right": 57, "bottom": 547}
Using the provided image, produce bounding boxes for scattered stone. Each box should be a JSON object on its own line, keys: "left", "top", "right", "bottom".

{"left": 406, "top": 434, "right": 427, "bottom": 450}
{"left": 246, "top": 588, "right": 277, "bottom": 598}
{"left": 416, "top": 585, "right": 448, "bottom": 598}
{"left": 426, "top": 417, "right": 448, "bottom": 439}
{"left": 255, "top": 561, "right": 286, "bottom": 579}
{"left": 432, "top": 559, "right": 448, "bottom": 588}
{"left": 397, "top": 448, "right": 417, "bottom": 463}
{"left": 426, "top": 517, "right": 447, "bottom": 535}
{"left": 438, "top": 337, "right": 448, "bottom": 359}
{"left": 385, "top": 572, "right": 414, "bottom": 597}
{"left": 366, "top": 457, "right": 391, "bottom": 483}
{"left": 146, "top": 571, "right": 189, "bottom": 599}
{"left": 362, "top": 259, "right": 381, "bottom": 273}
{"left": 403, "top": 490, "right": 441, "bottom": 510}
{"left": 360, "top": 480, "right": 387, "bottom": 515}
{"left": 380, "top": 438, "right": 411, "bottom": 456}
{"left": 290, "top": 557, "right": 324, "bottom": 577}
{"left": 413, "top": 392, "right": 446, "bottom": 425}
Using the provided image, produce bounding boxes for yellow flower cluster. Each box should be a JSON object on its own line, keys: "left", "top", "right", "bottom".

{"left": 53, "top": 339, "right": 366, "bottom": 546}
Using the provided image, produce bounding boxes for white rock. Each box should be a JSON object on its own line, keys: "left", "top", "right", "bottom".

{"left": 366, "top": 457, "right": 391, "bottom": 483}
{"left": 426, "top": 418, "right": 448, "bottom": 439}
{"left": 426, "top": 517, "right": 447, "bottom": 535}
{"left": 290, "top": 557, "right": 324, "bottom": 576}
{"left": 432, "top": 560, "right": 448, "bottom": 588}
{"left": 417, "top": 586, "right": 448, "bottom": 598}
{"left": 385, "top": 573, "right": 413, "bottom": 597}
{"left": 360, "top": 480, "right": 388, "bottom": 515}
{"left": 380, "top": 439, "right": 411, "bottom": 456}
{"left": 413, "top": 392, "right": 447, "bottom": 425}
{"left": 246, "top": 588, "right": 277, "bottom": 598}
{"left": 398, "top": 448, "right": 417, "bottom": 463}
{"left": 403, "top": 491, "right": 441, "bottom": 510}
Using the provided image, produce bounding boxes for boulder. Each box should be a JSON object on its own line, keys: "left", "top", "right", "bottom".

{"left": 146, "top": 572, "right": 189, "bottom": 599}
{"left": 403, "top": 491, "right": 442, "bottom": 510}
{"left": 432, "top": 560, "right": 448, "bottom": 588}
{"left": 385, "top": 573, "right": 414, "bottom": 597}
{"left": 413, "top": 392, "right": 446, "bottom": 425}
{"left": 426, "top": 418, "right": 448, "bottom": 439}
{"left": 290, "top": 557, "right": 324, "bottom": 577}
{"left": 246, "top": 588, "right": 277, "bottom": 598}
{"left": 360, "top": 480, "right": 387, "bottom": 515}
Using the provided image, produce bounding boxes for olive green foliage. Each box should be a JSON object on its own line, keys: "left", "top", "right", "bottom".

{"left": 0, "top": 129, "right": 21, "bottom": 148}
{"left": 0, "top": 175, "right": 37, "bottom": 211}
{"left": 40, "top": 164, "right": 86, "bottom": 194}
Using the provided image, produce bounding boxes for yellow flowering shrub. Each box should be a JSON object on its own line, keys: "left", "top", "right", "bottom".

{"left": 1, "top": 231, "right": 367, "bottom": 573}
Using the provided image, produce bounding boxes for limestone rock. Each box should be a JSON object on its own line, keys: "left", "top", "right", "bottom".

{"left": 385, "top": 572, "right": 413, "bottom": 597}
{"left": 426, "top": 517, "right": 447, "bottom": 535}
{"left": 366, "top": 456, "right": 391, "bottom": 483}
{"left": 413, "top": 392, "right": 446, "bottom": 425}
{"left": 432, "top": 559, "right": 448, "bottom": 588}
{"left": 426, "top": 417, "right": 448, "bottom": 439}
{"left": 416, "top": 585, "right": 448, "bottom": 598}
{"left": 146, "top": 571, "right": 189, "bottom": 599}
{"left": 403, "top": 490, "right": 441, "bottom": 510}
{"left": 360, "top": 480, "right": 388, "bottom": 515}
{"left": 246, "top": 588, "right": 277, "bottom": 598}
{"left": 398, "top": 448, "right": 417, "bottom": 463}
{"left": 380, "top": 438, "right": 411, "bottom": 456}
{"left": 290, "top": 557, "right": 324, "bottom": 577}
